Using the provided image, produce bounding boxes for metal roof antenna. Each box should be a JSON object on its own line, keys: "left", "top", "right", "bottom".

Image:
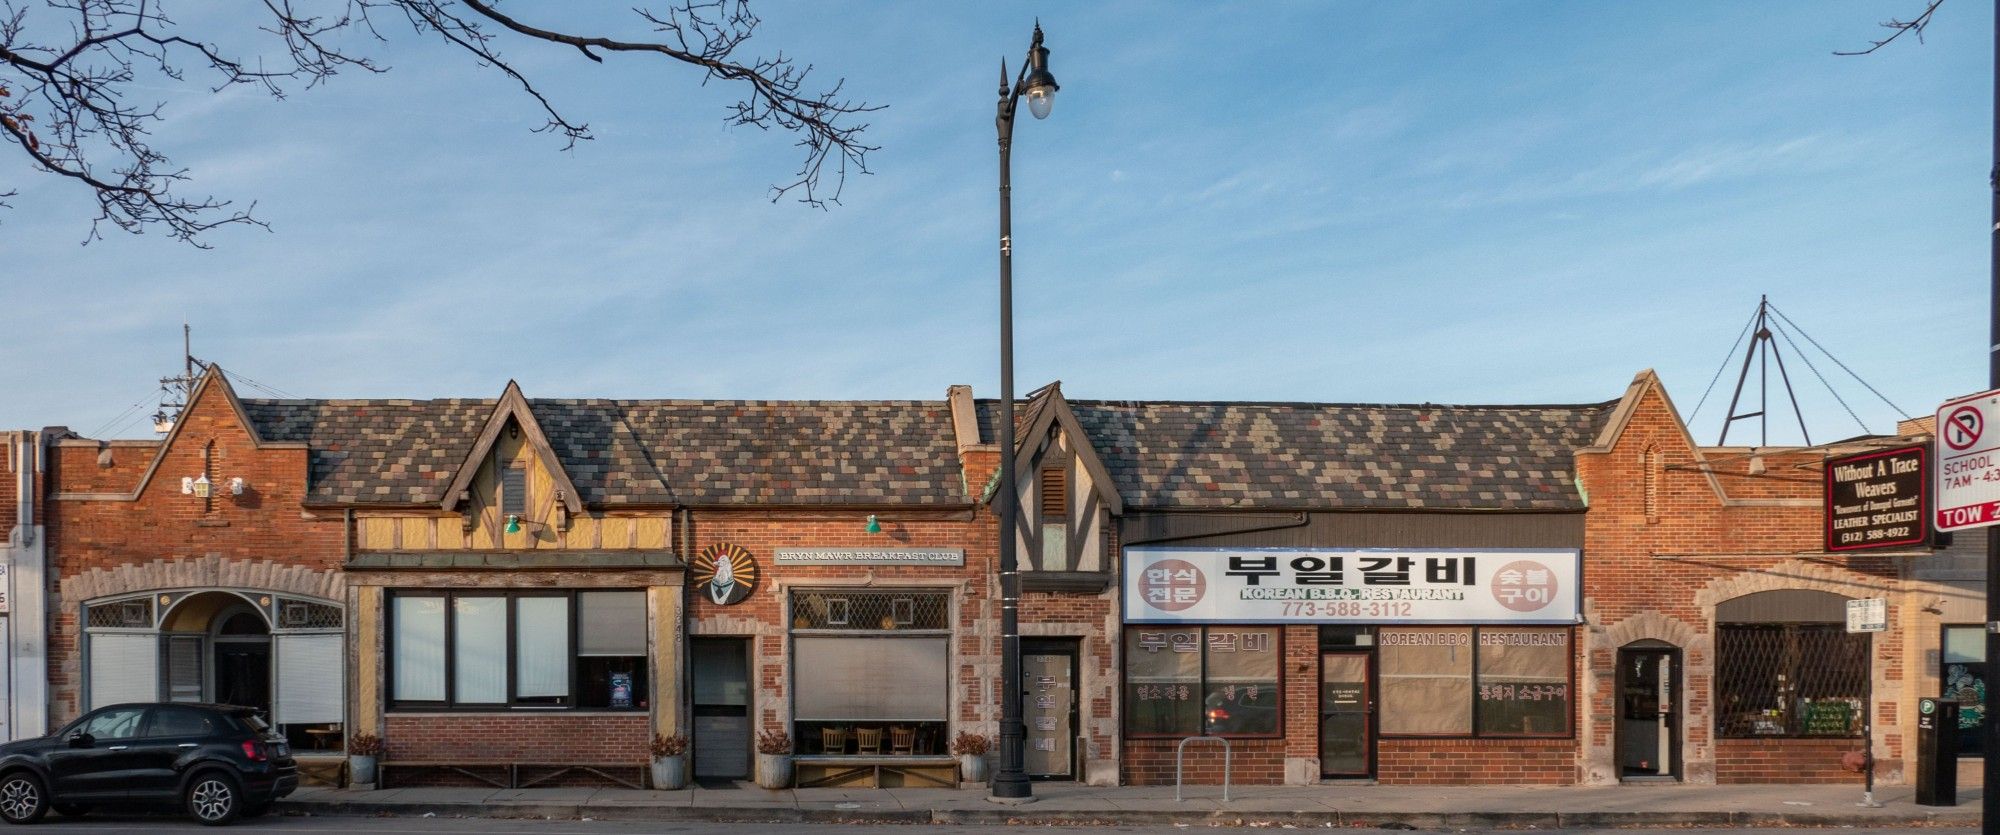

{"left": 1715, "top": 296, "right": 1808, "bottom": 447}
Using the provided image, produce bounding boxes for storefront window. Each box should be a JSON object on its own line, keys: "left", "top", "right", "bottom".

{"left": 1123, "top": 627, "right": 1281, "bottom": 737}
{"left": 1474, "top": 628, "right": 1570, "bottom": 736}
{"left": 391, "top": 596, "right": 446, "bottom": 702}
{"left": 1715, "top": 623, "right": 1867, "bottom": 738}
{"left": 1379, "top": 627, "right": 1473, "bottom": 735}
{"left": 1944, "top": 625, "right": 1987, "bottom": 757}
{"left": 790, "top": 590, "right": 951, "bottom": 755}
{"left": 1375, "top": 626, "right": 1573, "bottom": 737}
{"left": 388, "top": 590, "right": 648, "bottom": 710}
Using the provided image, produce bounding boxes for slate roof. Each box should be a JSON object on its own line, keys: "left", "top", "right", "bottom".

{"left": 239, "top": 391, "right": 1616, "bottom": 512}
{"left": 240, "top": 399, "right": 965, "bottom": 507}
{"left": 1010, "top": 399, "right": 1619, "bottom": 511}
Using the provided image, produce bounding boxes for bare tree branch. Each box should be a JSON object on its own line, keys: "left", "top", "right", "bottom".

{"left": 1835, "top": 0, "right": 1945, "bottom": 55}
{"left": 0, "top": 0, "right": 880, "bottom": 246}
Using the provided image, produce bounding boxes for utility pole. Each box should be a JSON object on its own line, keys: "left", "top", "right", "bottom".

{"left": 1985, "top": 1, "right": 1999, "bottom": 825}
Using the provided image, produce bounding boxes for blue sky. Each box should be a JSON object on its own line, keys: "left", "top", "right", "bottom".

{"left": 0, "top": 1, "right": 1989, "bottom": 445}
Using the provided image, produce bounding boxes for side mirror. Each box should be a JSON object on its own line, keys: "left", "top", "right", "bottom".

{"left": 66, "top": 732, "right": 93, "bottom": 749}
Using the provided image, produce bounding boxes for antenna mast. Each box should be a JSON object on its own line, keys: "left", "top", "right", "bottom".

{"left": 151, "top": 323, "right": 207, "bottom": 435}
{"left": 1716, "top": 295, "right": 1812, "bottom": 447}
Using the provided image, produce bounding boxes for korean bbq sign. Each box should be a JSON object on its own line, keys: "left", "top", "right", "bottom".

{"left": 1123, "top": 546, "right": 1580, "bottom": 624}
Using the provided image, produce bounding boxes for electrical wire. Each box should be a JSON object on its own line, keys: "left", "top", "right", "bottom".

{"left": 1767, "top": 302, "right": 1911, "bottom": 418}
{"left": 1768, "top": 317, "right": 1870, "bottom": 436}
{"left": 86, "top": 390, "right": 162, "bottom": 439}
{"left": 1688, "top": 305, "right": 1762, "bottom": 423}
{"left": 224, "top": 369, "right": 298, "bottom": 400}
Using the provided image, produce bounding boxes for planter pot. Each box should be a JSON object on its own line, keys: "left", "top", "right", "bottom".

{"left": 651, "top": 754, "right": 689, "bottom": 790}
{"left": 349, "top": 755, "right": 378, "bottom": 786}
{"left": 755, "top": 753, "right": 793, "bottom": 789}
{"left": 959, "top": 753, "right": 989, "bottom": 785}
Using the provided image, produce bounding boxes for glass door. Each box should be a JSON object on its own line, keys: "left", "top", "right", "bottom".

{"left": 1617, "top": 647, "right": 1680, "bottom": 780}
{"left": 692, "top": 638, "right": 752, "bottom": 780}
{"left": 1023, "top": 641, "right": 1078, "bottom": 779}
{"left": 1319, "top": 652, "right": 1372, "bottom": 777}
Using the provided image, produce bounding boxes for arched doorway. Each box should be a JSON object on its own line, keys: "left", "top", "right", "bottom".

{"left": 209, "top": 605, "right": 272, "bottom": 713}
{"left": 1616, "top": 638, "right": 1681, "bottom": 781}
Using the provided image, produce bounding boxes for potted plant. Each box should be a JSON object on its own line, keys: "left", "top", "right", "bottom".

{"left": 754, "top": 730, "right": 793, "bottom": 789}
{"left": 651, "top": 734, "right": 690, "bottom": 790}
{"left": 951, "top": 731, "right": 990, "bottom": 785}
{"left": 347, "top": 733, "right": 384, "bottom": 787}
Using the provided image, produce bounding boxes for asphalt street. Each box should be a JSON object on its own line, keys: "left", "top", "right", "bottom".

{"left": 5, "top": 816, "right": 1981, "bottom": 835}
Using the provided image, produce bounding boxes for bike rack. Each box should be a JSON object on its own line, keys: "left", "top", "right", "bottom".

{"left": 1174, "top": 736, "right": 1231, "bottom": 802}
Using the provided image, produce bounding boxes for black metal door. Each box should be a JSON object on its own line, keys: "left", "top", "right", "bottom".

{"left": 692, "top": 638, "right": 751, "bottom": 779}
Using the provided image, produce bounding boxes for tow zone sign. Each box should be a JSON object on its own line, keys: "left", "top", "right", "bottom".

{"left": 1935, "top": 388, "right": 2000, "bottom": 531}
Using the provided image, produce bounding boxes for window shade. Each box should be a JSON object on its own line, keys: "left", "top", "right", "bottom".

{"left": 793, "top": 636, "right": 947, "bottom": 721}
{"left": 578, "top": 591, "right": 646, "bottom": 656}
{"left": 392, "top": 597, "right": 446, "bottom": 702}
{"left": 275, "top": 633, "right": 345, "bottom": 724}
{"left": 514, "top": 597, "right": 569, "bottom": 699}
{"left": 1378, "top": 627, "right": 1473, "bottom": 735}
{"left": 89, "top": 633, "right": 160, "bottom": 709}
{"left": 454, "top": 597, "right": 507, "bottom": 704}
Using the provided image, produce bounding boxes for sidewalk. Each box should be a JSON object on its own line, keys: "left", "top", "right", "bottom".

{"left": 279, "top": 781, "right": 1984, "bottom": 828}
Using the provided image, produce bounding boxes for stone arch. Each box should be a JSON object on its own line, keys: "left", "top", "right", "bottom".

{"left": 1692, "top": 559, "right": 1890, "bottom": 613}
{"left": 1600, "top": 610, "right": 1701, "bottom": 651}
{"left": 60, "top": 555, "right": 343, "bottom": 604}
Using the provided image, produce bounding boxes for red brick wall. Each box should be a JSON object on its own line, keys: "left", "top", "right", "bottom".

{"left": 383, "top": 713, "right": 649, "bottom": 762}
{"left": 1577, "top": 376, "right": 1908, "bottom": 784}
{"left": 683, "top": 511, "right": 997, "bottom": 737}
{"left": 45, "top": 380, "right": 344, "bottom": 723}
{"left": 1715, "top": 737, "right": 1865, "bottom": 784}
{"left": 1377, "top": 738, "right": 1573, "bottom": 784}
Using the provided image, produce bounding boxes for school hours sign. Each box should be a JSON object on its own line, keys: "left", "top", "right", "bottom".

{"left": 1935, "top": 388, "right": 2000, "bottom": 532}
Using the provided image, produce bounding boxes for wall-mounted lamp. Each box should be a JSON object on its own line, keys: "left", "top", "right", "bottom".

{"left": 505, "top": 514, "right": 523, "bottom": 534}
{"left": 865, "top": 514, "right": 882, "bottom": 534}
{"left": 191, "top": 474, "right": 212, "bottom": 498}
{"left": 182, "top": 473, "right": 246, "bottom": 499}
{"left": 228, "top": 477, "right": 246, "bottom": 496}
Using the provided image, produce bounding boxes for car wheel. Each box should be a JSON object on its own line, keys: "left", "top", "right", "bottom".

{"left": 50, "top": 804, "right": 89, "bottom": 818}
{"left": 185, "top": 771, "right": 242, "bottom": 826}
{"left": 0, "top": 772, "right": 47, "bottom": 825}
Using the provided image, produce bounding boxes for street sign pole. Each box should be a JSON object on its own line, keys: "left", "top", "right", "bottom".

{"left": 1986, "top": 6, "right": 1999, "bottom": 829}
{"left": 1848, "top": 598, "right": 1887, "bottom": 808}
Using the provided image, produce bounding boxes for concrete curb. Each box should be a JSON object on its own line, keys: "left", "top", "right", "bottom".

{"left": 274, "top": 798, "right": 1983, "bottom": 828}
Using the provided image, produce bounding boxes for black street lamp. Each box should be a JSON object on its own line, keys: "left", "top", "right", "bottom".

{"left": 992, "top": 21, "right": 1059, "bottom": 802}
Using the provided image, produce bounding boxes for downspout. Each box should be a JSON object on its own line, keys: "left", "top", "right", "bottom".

{"left": 12, "top": 432, "right": 31, "bottom": 547}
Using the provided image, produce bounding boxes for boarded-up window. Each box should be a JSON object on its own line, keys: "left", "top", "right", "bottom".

{"left": 1378, "top": 627, "right": 1473, "bottom": 735}
{"left": 1474, "top": 628, "right": 1570, "bottom": 735}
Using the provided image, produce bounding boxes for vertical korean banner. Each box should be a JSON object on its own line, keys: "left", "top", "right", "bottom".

{"left": 1122, "top": 547, "right": 1580, "bottom": 624}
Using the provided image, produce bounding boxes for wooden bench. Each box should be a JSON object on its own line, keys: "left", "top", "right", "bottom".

{"left": 380, "top": 760, "right": 647, "bottom": 790}
{"left": 793, "top": 755, "right": 958, "bottom": 788}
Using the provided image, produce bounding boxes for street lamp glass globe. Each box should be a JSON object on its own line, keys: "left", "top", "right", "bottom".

{"left": 1026, "top": 86, "right": 1055, "bottom": 119}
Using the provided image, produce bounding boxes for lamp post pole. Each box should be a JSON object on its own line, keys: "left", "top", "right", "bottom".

{"left": 1983, "top": 1, "right": 1999, "bottom": 824}
{"left": 993, "top": 22, "right": 1058, "bottom": 802}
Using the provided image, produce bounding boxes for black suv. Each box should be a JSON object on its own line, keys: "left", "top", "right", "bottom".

{"left": 0, "top": 703, "right": 296, "bottom": 826}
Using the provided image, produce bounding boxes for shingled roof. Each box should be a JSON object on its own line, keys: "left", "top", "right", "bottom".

{"left": 239, "top": 398, "right": 966, "bottom": 507}
{"left": 998, "top": 398, "right": 1619, "bottom": 511}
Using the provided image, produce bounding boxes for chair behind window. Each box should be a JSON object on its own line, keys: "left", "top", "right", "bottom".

{"left": 888, "top": 726, "right": 915, "bottom": 755}
{"left": 854, "top": 726, "right": 883, "bottom": 755}
{"left": 820, "top": 725, "right": 849, "bottom": 755}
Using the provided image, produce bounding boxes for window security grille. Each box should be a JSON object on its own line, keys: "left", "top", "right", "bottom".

{"left": 86, "top": 598, "right": 154, "bottom": 629}
{"left": 278, "top": 598, "right": 344, "bottom": 630}
{"left": 1714, "top": 624, "right": 1869, "bottom": 738}
{"left": 790, "top": 590, "right": 949, "bottom": 631}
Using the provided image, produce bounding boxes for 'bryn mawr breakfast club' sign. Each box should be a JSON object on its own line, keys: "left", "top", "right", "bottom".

{"left": 1122, "top": 546, "right": 1580, "bottom": 625}
{"left": 1824, "top": 444, "right": 1927, "bottom": 552}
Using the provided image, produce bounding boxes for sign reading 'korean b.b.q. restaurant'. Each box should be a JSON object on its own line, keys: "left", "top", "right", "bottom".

{"left": 1823, "top": 444, "right": 1927, "bottom": 552}
{"left": 1122, "top": 546, "right": 1580, "bottom": 625}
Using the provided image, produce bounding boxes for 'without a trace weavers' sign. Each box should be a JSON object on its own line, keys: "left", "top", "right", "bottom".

{"left": 1122, "top": 546, "right": 1580, "bottom": 625}
{"left": 1824, "top": 444, "right": 1927, "bottom": 551}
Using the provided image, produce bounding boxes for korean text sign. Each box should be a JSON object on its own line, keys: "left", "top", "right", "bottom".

{"left": 1122, "top": 546, "right": 1580, "bottom": 624}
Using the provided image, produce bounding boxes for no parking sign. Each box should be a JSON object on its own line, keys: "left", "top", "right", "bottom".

{"left": 1935, "top": 389, "right": 2000, "bottom": 531}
